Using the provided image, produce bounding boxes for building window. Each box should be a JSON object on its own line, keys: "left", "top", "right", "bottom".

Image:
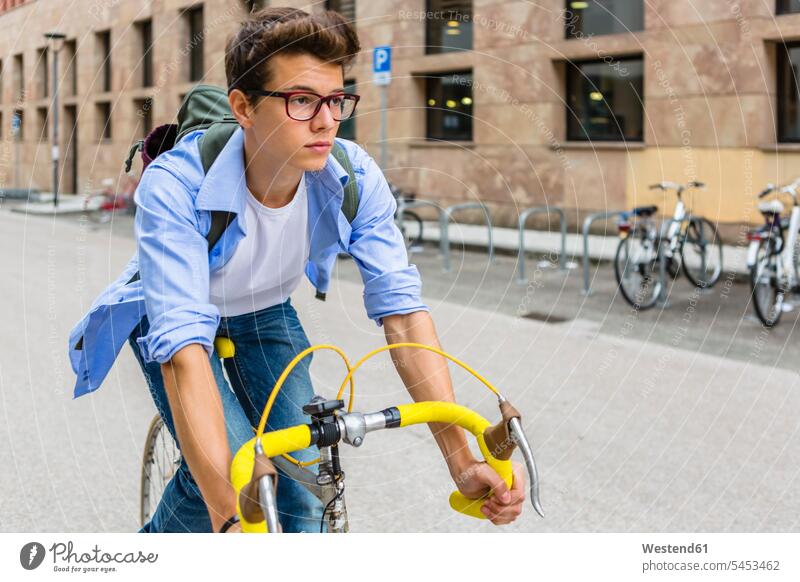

{"left": 13, "top": 109, "right": 24, "bottom": 140}
{"left": 134, "top": 97, "right": 153, "bottom": 139}
{"left": 64, "top": 39, "right": 77, "bottom": 96}
{"left": 564, "top": 0, "right": 644, "bottom": 38}
{"left": 336, "top": 79, "right": 357, "bottom": 141}
{"left": 326, "top": 0, "right": 355, "bottom": 26}
{"left": 96, "top": 30, "right": 112, "bottom": 92}
{"left": 36, "top": 47, "right": 49, "bottom": 99}
{"left": 137, "top": 19, "right": 153, "bottom": 88}
{"left": 425, "top": 71, "right": 473, "bottom": 141}
{"left": 777, "top": 1, "right": 800, "bottom": 14}
{"left": 13, "top": 53, "right": 24, "bottom": 101}
{"left": 778, "top": 43, "right": 800, "bottom": 142}
{"left": 96, "top": 101, "right": 112, "bottom": 141}
{"left": 37, "top": 106, "right": 48, "bottom": 141}
{"left": 184, "top": 5, "right": 204, "bottom": 82}
{"left": 566, "top": 56, "right": 644, "bottom": 142}
{"left": 425, "top": 1, "right": 472, "bottom": 55}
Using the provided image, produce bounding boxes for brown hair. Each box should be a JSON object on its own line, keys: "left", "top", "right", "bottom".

{"left": 225, "top": 7, "right": 360, "bottom": 99}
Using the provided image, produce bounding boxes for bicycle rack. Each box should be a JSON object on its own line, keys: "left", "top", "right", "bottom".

{"left": 581, "top": 210, "right": 626, "bottom": 295}
{"left": 516, "top": 206, "right": 568, "bottom": 284}
{"left": 440, "top": 202, "right": 494, "bottom": 273}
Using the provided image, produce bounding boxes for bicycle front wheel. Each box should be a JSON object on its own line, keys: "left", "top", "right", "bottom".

{"left": 680, "top": 217, "right": 723, "bottom": 288}
{"left": 140, "top": 414, "right": 181, "bottom": 527}
{"left": 614, "top": 231, "right": 662, "bottom": 310}
{"left": 750, "top": 239, "right": 784, "bottom": 327}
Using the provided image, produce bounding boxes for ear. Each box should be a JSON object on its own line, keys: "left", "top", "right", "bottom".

{"left": 229, "top": 89, "right": 255, "bottom": 129}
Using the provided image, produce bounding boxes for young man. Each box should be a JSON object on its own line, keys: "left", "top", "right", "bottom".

{"left": 68, "top": 7, "right": 525, "bottom": 533}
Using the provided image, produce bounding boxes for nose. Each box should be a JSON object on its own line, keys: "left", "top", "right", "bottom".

{"left": 310, "top": 100, "right": 337, "bottom": 132}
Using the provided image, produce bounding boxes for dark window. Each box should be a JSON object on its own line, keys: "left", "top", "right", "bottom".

{"left": 778, "top": 43, "right": 800, "bottom": 142}
{"left": 425, "top": 1, "right": 472, "bottom": 55}
{"left": 96, "top": 30, "right": 112, "bottom": 92}
{"left": 13, "top": 53, "right": 24, "bottom": 100}
{"left": 326, "top": 0, "right": 356, "bottom": 26}
{"left": 777, "top": 1, "right": 800, "bottom": 14}
{"left": 96, "top": 101, "right": 112, "bottom": 140}
{"left": 566, "top": 56, "right": 644, "bottom": 142}
{"left": 336, "top": 79, "right": 357, "bottom": 140}
{"left": 37, "top": 47, "right": 48, "bottom": 98}
{"left": 564, "top": 0, "right": 644, "bottom": 38}
{"left": 137, "top": 19, "right": 153, "bottom": 87}
{"left": 184, "top": 5, "right": 204, "bottom": 82}
{"left": 134, "top": 97, "right": 153, "bottom": 139}
{"left": 13, "top": 109, "right": 24, "bottom": 140}
{"left": 425, "top": 71, "right": 473, "bottom": 141}
{"left": 64, "top": 39, "right": 77, "bottom": 96}
{"left": 37, "top": 106, "right": 48, "bottom": 141}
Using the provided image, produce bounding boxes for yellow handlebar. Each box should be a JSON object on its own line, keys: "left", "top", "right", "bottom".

{"left": 396, "top": 402, "right": 513, "bottom": 520}
{"left": 229, "top": 401, "right": 512, "bottom": 532}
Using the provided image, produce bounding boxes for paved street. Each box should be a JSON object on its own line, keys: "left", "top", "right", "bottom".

{"left": 1, "top": 206, "right": 799, "bottom": 532}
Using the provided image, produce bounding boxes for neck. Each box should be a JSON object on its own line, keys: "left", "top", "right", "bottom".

{"left": 243, "top": 131, "right": 303, "bottom": 208}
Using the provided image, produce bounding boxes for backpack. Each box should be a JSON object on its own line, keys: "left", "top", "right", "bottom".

{"left": 122, "top": 84, "right": 359, "bottom": 299}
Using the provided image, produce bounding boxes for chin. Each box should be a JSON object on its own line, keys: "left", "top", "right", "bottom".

{"left": 298, "top": 149, "right": 331, "bottom": 171}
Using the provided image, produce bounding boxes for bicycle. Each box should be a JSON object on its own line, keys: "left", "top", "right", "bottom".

{"left": 614, "top": 181, "right": 724, "bottom": 309}
{"left": 140, "top": 340, "right": 544, "bottom": 533}
{"left": 389, "top": 182, "right": 424, "bottom": 251}
{"left": 82, "top": 175, "right": 138, "bottom": 224}
{"left": 746, "top": 179, "right": 800, "bottom": 327}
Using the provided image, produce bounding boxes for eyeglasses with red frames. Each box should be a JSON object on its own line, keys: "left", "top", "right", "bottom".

{"left": 247, "top": 89, "right": 361, "bottom": 122}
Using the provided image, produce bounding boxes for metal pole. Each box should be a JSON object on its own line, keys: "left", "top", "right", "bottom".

{"left": 379, "top": 84, "right": 387, "bottom": 169}
{"left": 50, "top": 42, "right": 61, "bottom": 207}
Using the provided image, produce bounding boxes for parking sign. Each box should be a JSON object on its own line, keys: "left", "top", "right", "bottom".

{"left": 373, "top": 46, "right": 391, "bottom": 86}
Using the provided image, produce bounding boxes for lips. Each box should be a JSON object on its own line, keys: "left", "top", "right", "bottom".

{"left": 305, "top": 141, "right": 331, "bottom": 148}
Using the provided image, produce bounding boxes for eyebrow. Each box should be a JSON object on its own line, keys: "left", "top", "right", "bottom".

{"left": 284, "top": 84, "right": 346, "bottom": 93}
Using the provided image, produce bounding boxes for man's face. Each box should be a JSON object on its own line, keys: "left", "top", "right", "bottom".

{"left": 238, "top": 53, "right": 344, "bottom": 172}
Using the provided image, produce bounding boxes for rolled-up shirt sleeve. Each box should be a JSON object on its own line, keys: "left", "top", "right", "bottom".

{"left": 133, "top": 164, "right": 219, "bottom": 364}
{"left": 346, "top": 152, "right": 429, "bottom": 326}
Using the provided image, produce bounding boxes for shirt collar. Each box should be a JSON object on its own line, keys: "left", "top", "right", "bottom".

{"left": 195, "top": 126, "right": 351, "bottom": 216}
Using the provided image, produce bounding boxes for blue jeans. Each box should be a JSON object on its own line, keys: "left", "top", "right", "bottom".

{"left": 128, "top": 297, "right": 324, "bottom": 533}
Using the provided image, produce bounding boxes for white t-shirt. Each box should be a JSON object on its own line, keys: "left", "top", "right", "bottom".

{"left": 209, "top": 174, "right": 310, "bottom": 317}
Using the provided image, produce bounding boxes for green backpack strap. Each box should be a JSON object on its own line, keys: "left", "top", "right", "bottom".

{"left": 332, "top": 141, "right": 359, "bottom": 225}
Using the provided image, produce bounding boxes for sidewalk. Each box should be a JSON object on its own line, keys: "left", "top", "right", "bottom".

{"left": 9, "top": 192, "right": 101, "bottom": 215}
{"left": 407, "top": 219, "right": 752, "bottom": 275}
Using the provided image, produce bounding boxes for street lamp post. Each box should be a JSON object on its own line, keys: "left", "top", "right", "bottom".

{"left": 44, "top": 32, "right": 66, "bottom": 208}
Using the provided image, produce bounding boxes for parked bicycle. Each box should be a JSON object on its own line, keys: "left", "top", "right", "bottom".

{"left": 82, "top": 175, "right": 138, "bottom": 224}
{"left": 389, "top": 182, "right": 424, "bottom": 251}
{"left": 141, "top": 340, "right": 544, "bottom": 533}
{"left": 746, "top": 179, "right": 800, "bottom": 327}
{"left": 614, "top": 181, "right": 723, "bottom": 309}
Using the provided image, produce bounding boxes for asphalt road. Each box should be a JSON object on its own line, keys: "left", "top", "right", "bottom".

{"left": 1, "top": 206, "right": 798, "bottom": 532}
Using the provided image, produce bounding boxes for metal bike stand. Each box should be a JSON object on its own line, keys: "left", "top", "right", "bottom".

{"left": 395, "top": 198, "right": 444, "bottom": 256}
{"left": 581, "top": 210, "right": 626, "bottom": 295}
{"left": 516, "top": 206, "right": 568, "bottom": 284}
{"left": 440, "top": 202, "right": 494, "bottom": 273}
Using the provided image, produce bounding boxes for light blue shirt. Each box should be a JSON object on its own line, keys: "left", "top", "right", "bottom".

{"left": 67, "top": 127, "right": 428, "bottom": 398}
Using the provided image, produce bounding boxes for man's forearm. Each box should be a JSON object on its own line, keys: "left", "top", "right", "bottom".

{"left": 161, "top": 344, "right": 237, "bottom": 531}
{"left": 382, "top": 311, "right": 476, "bottom": 476}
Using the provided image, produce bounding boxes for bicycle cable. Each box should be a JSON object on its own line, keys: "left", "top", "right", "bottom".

{"left": 256, "top": 342, "right": 502, "bottom": 467}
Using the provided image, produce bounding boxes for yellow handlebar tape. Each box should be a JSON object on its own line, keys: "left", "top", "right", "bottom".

{"left": 229, "top": 402, "right": 513, "bottom": 532}
{"left": 396, "top": 402, "right": 513, "bottom": 520}
{"left": 230, "top": 425, "right": 313, "bottom": 533}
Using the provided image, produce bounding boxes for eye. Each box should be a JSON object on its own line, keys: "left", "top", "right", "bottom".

{"left": 329, "top": 95, "right": 344, "bottom": 106}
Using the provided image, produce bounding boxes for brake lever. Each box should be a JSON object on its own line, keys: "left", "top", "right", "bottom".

{"left": 507, "top": 415, "right": 545, "bottom": 518}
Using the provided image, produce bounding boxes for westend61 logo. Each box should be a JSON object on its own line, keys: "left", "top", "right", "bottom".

{"left": 20, "top": 541, "right": 158, "bottom": 574}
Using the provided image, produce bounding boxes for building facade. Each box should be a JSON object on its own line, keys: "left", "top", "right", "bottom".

{"left": 1, "top": 0, "right": 800, "bottom": 235}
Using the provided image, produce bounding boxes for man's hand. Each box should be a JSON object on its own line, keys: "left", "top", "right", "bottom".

{"left": 454, "top": 460, "right": 526, "bottom": 525}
